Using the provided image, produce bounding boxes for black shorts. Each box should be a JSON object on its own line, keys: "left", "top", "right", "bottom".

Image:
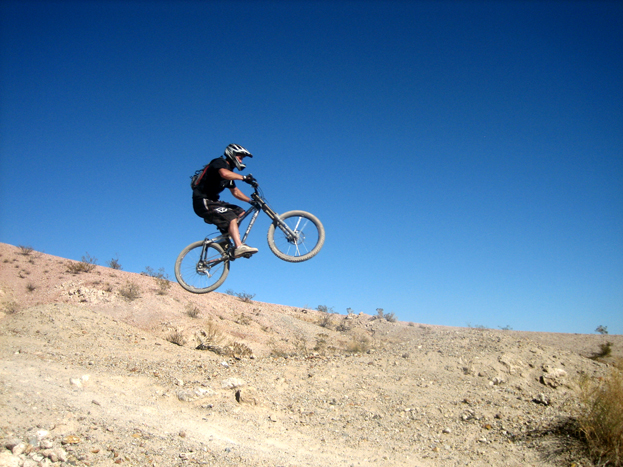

{"left": 193, "top": 197, "right": 245, "bottom": 233}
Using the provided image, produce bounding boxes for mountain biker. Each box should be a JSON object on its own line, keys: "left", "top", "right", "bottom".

{"left": 192, "top": 144, "right": 259, "bottom": 258}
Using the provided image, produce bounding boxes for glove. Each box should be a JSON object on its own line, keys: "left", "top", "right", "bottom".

{"left": 243, "top": 174, "right": 258, "bottom": 187}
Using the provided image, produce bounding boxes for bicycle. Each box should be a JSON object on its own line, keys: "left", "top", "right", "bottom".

{"left": 175, "top": 179, "right": 325, "bottom": 293}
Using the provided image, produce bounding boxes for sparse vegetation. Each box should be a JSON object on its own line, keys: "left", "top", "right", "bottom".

{"left": 185, "top": 303, "right": 201, "bottom": 318}
{"left": 18, "top": 245, "right": 34, "bottom": 256}
{"left": 589, "top": 342, "right": 613, "bottom": 361}
{"left": 345, "top": 330, "right": 373, "bottom": 354}
{"left": 2, "top": 300, "right": 19, "bottom": 314}
{"left": 577, "top": 365, "right": 623, "bottom": 466}
{"left": 234, "top": 291, "right": 255, "bottom": 303}
{"left": 371, "top": 308, "right": 397, "bottom": 323}
{"left": 66, "top": 253, "right": 97, "bottom": 274}
{"left": 498, "top": 325, "right": 513, "bottom": 331}
{"left": 166, "top": 329, "right": 186, "bottom": 346}
{"left": 318, "top": 313, "right": 335, "bottom": 329}
{"left": 143, "top": 266, "right": 171, "bottom": 295}
{"left": 314, "top": 333, "right": 329, "bottom": 354}
{"left": 197, "top": 318, "right": 225, "bottom": 346}
{"left": 316, "top": 304, "right": 334, "bottom": 313}
{"left": 596, "top": 325, "right": 609, "bottom": 335}
{"left": 235, "top": 312, "right": 252, "bottom": 325}
{"left": 26, "top": 283, "right": 36, "bottom": 293}
{"left": 106, "top": 257, "right": 122, "bottom": 270}
{"left": 119, "top": 281, "right": 141, "bottom": 301}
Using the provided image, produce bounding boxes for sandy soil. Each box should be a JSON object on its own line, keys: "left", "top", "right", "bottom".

{"left": 1, "top": 242, "right": 621, "bottom": 467}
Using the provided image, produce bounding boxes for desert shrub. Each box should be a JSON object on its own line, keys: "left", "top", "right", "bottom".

{"left": 143, "top": 266, "right": 171, "bottom": 295}
{"left": 18, "top": 245, "right": 34, "bottom": 256}
{"left": 197, "top": 319, "right": 225, "bottom": 346}
{"left": 185, "top": 303, "right": 201, "bottom": 318}
{"left": 66, "top": 253, "right": 97, "bottom": 274}
{"left": 316, "top": 304, "right": 334, "bottom": 313}
{"left": 2, "top": 301, "right": 19, "bottom": 314}
{"left": 596, "top": 325, "right": 609, "bottom": 335}
{"left": 119, "top": 281, "right": 141, "bottom": 301}
{"left": 314, "top": 333, "right": 329, "bottom": 354}
{"left": 231, "top": 341, "right": 253, "bottom": 358}
{"left": 234, "top": 291, "right": 255, "bottom": 303}
{"left": 577, "top": 367, "right": 623, "bottom": 466}
{"left": 293, "top": 334, "right": 308, "bottom": 356}
{"left": 589, "top": 342, "right": 613, "bottom": 361}
{"left": 345, "top": 331, "right": 373, "bottom": 354}
{"left": 166, "top": 329, "right": 186, "bottom": 346}
{"left": 26, "top": 283, "right": 36, "bottom": 293}
{"left": 318, "top": 313, "right": 335, "bottom": 329}
{"left": 106, "top": 257, "right": 122, "bottom": 270}
{"left": 335, "top": 318, "right": 350, "bottom": 333}
{"left": 235, "top": 312, "right": 252, "bottom": 325}
{"left": 384, "top": 312, "right": 397, "bottom": 323}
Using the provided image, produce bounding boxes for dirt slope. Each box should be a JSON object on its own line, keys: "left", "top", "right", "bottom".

{"left": 1, "top": 242, "right": 620, "bottom": 466}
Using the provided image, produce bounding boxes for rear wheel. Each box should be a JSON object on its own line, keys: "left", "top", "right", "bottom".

{"left": 267, "top": 210, "right": 325, "bottom": 262}
{"left": 175, "top": 241, "right": 229, "bottom": 293}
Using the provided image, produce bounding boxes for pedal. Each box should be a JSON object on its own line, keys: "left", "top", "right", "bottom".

{"left": 242, "top": 253, "right": 253, "bottom": 259}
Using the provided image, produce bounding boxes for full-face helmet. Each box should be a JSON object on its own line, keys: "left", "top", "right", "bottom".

{"left": 224, "top": 144, "right": 253, "bottom": 171}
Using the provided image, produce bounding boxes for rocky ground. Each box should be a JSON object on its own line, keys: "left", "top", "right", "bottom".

{"left": 1, "top": 242, "right": 621, "bottom": 467}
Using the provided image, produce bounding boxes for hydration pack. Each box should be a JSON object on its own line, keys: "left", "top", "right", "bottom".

{"left": 190, "top": 164, "right": 210, "bottom": 189}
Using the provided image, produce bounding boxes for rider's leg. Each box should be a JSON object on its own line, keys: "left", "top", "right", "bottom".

{"left": 228, "top": 218, "right": 243, "bottom": 249}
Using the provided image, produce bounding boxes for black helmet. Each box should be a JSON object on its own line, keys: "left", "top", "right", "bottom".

{"left": 224, "top": 143, "right": 253, "bottom": 171}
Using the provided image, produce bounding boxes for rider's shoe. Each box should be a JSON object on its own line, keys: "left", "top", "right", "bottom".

{"left": 234, "top": 244, "right": 258, "bottom": 258}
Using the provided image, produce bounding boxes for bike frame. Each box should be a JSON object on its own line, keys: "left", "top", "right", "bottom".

{"left": 198, "top": 188, "right": 300, "bottom": 267}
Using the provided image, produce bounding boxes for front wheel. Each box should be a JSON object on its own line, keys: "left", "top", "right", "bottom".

{"left": 175, "top": 241, "right": 229, "bottom": 293}
{"left": 267, "top": 210, "right": 325, "bottom": 262}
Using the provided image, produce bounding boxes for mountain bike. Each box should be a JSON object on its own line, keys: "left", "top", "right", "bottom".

{"left": 175, "top": 180, "right": 325, "bottom": 293}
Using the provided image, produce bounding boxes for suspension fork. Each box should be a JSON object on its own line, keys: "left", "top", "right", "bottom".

{"left": 251, "top": 192, "right": 299, "bottom": 241}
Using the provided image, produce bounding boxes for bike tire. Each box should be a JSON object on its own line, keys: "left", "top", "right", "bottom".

{"left": 267, "top": 210, "right": 325, "bottom": 262}
{"left": 174, "top": 241, "right": 229, "bottom": 293}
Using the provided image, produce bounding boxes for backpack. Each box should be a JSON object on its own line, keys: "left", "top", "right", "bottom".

{"left": 190, "top": 164, "right": 210, "bottom": 190}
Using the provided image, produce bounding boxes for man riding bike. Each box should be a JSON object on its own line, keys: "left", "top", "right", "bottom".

{"left": 192, "top": 144, "right": 259, "bottom": 258}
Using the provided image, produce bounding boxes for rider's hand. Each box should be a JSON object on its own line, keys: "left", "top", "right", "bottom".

{"left": 243, "top": 174, "right": 258, "bottom": 187}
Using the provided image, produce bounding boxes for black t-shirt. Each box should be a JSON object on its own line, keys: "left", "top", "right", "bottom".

{"left": 192, "top": 157, "right": 236, "bottom": 201}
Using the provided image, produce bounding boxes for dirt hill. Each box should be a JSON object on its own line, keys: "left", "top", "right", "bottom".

{"left": 0, "top": 242, "right": 620, "bottom": 467}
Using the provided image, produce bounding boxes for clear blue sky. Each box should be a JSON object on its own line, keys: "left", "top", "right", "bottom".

{"left": 1, "top": 0, "right": 621, "bottom": 334}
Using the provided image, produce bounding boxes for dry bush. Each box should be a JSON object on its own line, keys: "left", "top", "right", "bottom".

{"left": 2, "top": 301, "right": 20, "bottom": 315}
{"left": 106, "top": 257, "right": 122, "bottom": 270}
{"left": 231, "top": 342, "right": 253, "bottom": 358}
{"left": 577, "top": 365, "right": 623, "bottom": 466}
{"left": 589, "top": 342, "right": 613, "bottom": 361}
{"left": 235, "top": 312, "right": 252, "bottom": 325}
{"left": 66, "top": 253, "right": 97, "bottom": 274}
{"left": 166, "top": 329, "right": 186, "bottom": 346}
{"left": 18, "top": 245, "right": 34, "bottom": 256}
{"left": 185, "top": 303, "right": 201, "bottom": 318}
{"left": 345, "top": 330, "right": 373, "bottom": 354}
{"left": 197, "top": 318, "right": 225, "bottom": 346}
{"left": 235, "top": 291, "right": 255, "bottom": 303}
{"left": 119, "top": 281, "right": 141, "bottom": 301}
{"left": 26, "top": 283, "right": 36, "bottom": 293}
{"left": 314, "top": 333, "right": 329, "bottom": 354}
{"left": 318, "top": 313, "right": 335, "bottom": 329}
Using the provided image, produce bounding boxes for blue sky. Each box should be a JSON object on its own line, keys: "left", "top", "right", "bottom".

{"left": 1, "top": 0, "right": 621, "bottom": 334}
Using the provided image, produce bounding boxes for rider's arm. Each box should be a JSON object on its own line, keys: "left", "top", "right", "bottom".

{"left": 230, "top": 186, "right": 252, "bottom": 203}
{"left": 218, "top": 168, "right": 245, "bottom": 182}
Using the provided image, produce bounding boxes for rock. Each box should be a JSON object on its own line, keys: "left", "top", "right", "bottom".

{"left": 221, "top": 378, "right": 246, "bottom": 389}
{"left": 10, "top": 443, "right": 26, "bottom": 456}
{"left": 533, "top": 393, "right": 550, "bottom": 405}
{"left": 0, "top": 451, "right": 20, "bottom": 467}
{"left": 235, "top": 387, "right": 260, "bottom": 405}
{"left": 540, "top": 367, "right": 568, "bottom": 388}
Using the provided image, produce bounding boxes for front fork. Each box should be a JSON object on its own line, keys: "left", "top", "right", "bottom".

{"left": 250, "top": 192, "right": 299, "bottom": 242}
